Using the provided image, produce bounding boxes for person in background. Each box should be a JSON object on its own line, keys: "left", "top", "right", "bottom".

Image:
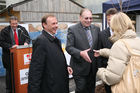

{"left": 98, "top": 8, "right": 118, "bottom": 93}
{"left": 95, "top": 12, "right": 140, "bottom": 91}
{"left": 66, "top": 8, "right": 100, "bottom": 93}
{"left": 28, "top": 14, "right": 73, "bottom": 93}
{"left": 0, "top": 16, "right": 30, "bottom": 93}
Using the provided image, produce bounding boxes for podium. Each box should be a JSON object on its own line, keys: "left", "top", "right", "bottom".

{"left": 10, "top": 45, "right": 32, "bottom": 93}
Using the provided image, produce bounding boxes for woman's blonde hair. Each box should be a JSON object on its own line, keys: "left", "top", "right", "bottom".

{"left": 110, "top": 12, "right": 135, "bottom": 40}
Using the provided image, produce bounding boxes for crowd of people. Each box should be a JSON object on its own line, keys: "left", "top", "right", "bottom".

{"left": 0, "top": 7, "right": 140, "bottom": 93}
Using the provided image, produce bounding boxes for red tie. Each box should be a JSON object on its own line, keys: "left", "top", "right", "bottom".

{"left": 14, "top": 29, "right": 19, "bottom": 45}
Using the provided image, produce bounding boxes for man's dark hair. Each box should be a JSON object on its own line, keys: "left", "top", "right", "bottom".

{"left": 41, "top": 14, "right": 55, "bottom": 28}
{"left": 9, "top": 16, "right": 18, "bottom": 23}
{"left": 80, "top": 8, "right": 92, "bottom": 16}
{"left": 106, "top": 8, "right": 118, "bottom": 16}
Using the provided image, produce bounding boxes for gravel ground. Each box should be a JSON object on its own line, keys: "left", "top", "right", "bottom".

{"left": 0, "top": 76, "right": 104, "bottom": 93}
{"left": 0, "top": 76, "right": 6, "bottom": 93}
{"left": 0, "top": 76, "right": 76, "bottom": 93}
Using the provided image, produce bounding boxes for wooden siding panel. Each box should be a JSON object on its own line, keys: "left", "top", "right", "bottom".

{"left": 14, "top": 0, "right": 82, "bottom": 13}
{"left": 20, "top": 11, "right": 79, "bottom": 22}
{"left": 13, "top": 0, "right": 82, "bottom": 22}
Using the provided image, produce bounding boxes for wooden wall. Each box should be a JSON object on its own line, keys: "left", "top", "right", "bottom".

{"left": 13, "top": 0, "right": 83, "bottom": 22}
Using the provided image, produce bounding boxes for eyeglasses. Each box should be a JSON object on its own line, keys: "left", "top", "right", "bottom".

{"left": 84, "top": 17, "right": 93, "bottom": 20}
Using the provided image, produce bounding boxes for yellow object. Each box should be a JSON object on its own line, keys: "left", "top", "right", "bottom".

{"left": 62, "top": 44, "right": 65, "bottom": 52}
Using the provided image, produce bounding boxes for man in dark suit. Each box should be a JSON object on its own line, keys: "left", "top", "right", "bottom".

{"left": 0, "top": 16, "right": 30, "bottom": 93}
{"left": 66, "top": 8, "right": 100, "bottom": 93}
{"left": 28, "top": 15, "right": 72, "bottom": 93}
{"left": 98, "top": 8, "right": 117, "bottom": 93}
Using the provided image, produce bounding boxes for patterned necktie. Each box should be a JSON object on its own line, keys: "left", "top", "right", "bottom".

{"left": 14, "top": 29, "right": 19, "bottom": 45}
{"left": 85, "top": 27, "right": 93, "bottom": 47}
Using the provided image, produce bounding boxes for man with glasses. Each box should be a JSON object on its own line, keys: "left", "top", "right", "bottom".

{"left": 66, "top": 8, "right": 100, "bottom": 93}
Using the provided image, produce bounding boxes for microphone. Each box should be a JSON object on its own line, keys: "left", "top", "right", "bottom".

{"left": 17, "top": 28, "right": 31, "bottom": 40}
{"left": 17, "top": 28, "right": 32, "bottom": 44}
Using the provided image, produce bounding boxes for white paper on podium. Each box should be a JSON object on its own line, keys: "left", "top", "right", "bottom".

{"left": 20, "top": 68, "right": 29, "bottom": 85}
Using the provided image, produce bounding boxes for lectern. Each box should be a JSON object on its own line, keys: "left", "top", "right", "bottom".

{"left": 10, "top": 45, "right": 32, "bottom": 93}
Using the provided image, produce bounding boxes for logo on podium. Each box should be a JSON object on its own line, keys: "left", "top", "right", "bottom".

{"left": 24, "top": 53, "right": 32, "bottom": 65}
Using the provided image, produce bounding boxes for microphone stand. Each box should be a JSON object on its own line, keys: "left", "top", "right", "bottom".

{"left": 17, "top": 28, "right": 32, "bottom": 46}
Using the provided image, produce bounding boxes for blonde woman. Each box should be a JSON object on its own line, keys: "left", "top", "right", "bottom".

{"left": 95, "top": 12, "right": 140, "bottom": 90}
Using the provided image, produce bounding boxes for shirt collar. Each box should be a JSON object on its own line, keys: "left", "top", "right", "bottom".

{"left": 109, "top": 28, "right": 113, "bottom": 36}
{"left": 80, "top": 22, "right": 91, "bottom": 30}
{"left": 45, "top": 30, "right": 55, "bottom": 38}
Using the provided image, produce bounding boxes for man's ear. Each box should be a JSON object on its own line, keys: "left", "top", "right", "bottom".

{"left": 42, "top": 23, "right": 47, "bottom": 28}
{"left": 79, "top": 16, "right": 82, "bottom": 21}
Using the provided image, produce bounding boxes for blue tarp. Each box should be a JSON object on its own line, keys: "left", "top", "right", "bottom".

{"left": 0, "top": 47, "right": 5, "bottom": 76}
{"left": 102, "top": 0, "right": 140, "bottom": 30}
{"left": 103, "top": 0, "right": 140, "bottom": 13}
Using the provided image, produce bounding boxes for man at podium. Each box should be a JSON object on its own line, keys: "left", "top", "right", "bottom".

{"left": 0, "top": 16, "right": 30, "bottom": 93}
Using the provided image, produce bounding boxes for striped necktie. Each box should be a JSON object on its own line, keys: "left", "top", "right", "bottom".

{"left": 85, "top": 27, "right": 93, "bottom": 47}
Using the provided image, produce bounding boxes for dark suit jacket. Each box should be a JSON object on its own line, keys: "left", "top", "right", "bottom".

{"left": 0, "top": 25, "right": 30, "bottom": 68}
{"left": 98, "top": 27, "right": 113, "bottom": 67}
{"left": 28, "top": 30, "right": 69, "bottom": 93}
{"left": 66, "top": 22, "right": 100, "bottom": 76}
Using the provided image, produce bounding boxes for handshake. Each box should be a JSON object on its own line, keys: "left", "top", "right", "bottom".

{"left": 93, "top": 50, "right": 100, "bottom": 57}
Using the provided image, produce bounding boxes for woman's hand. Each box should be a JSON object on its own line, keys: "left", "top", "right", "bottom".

{"left": 94, "top": 50, "right": 100, "bottom": 57}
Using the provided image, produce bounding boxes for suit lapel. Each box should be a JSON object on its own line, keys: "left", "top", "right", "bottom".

{"left": 43, "top": 30, "right": 62, "bottom": 49}
{"left": 77, "top": 23, "right": 90, "bottom": 47}
{"left": 90, "top": 25, "right": 97, "bottom": 47}
{"left": 9, "top": 27, "right": 15, "bottom": 45}
{"left": 106, "top": 28, "right": 111, "bottom": 37}
{"left": 17, "top": 29, "right": 22, "bottom": 43}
